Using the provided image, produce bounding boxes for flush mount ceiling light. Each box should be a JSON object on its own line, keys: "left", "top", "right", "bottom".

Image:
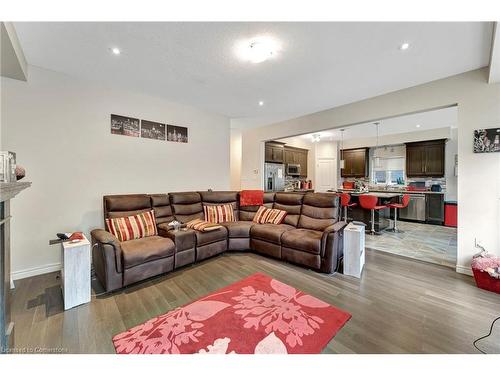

{"left": 110, "top": 47, "right": 121, "bottom": 55}
{"left": 400, "top": 42, "right": 410, "bottom": 51}
{"left": 236, "top": 36, "right": 281, "bottom": 64}
{"left": 258, "top": 101, "right": 264, "bottom": 106}
{"left": 312, "top": 134, "right": 321, "bottom": 143}
{"left": 416, "top": 124, "right": 421, "bottom": 128}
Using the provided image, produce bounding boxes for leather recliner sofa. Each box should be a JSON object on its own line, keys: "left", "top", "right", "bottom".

{"left": 91, "top": 191, "right": 346, "bottom": 292}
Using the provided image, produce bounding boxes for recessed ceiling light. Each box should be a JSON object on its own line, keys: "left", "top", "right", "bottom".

{"left": 400, "top": 42, "right": 410, "bottom": 51}
{"left": 416, "top": 124, "right": 421, "bottom": 128}
{"left": 110, "top": 47, "right": 121, "bottom": 55}
{"left": 258, "top": 101, "right": 264, "bottom": 106}
{"left": 236, "top": 36, "right": 281, "bottom": 64}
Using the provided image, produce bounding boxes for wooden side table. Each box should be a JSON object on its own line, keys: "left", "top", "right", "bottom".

{"left": 61, "top": 235, "right": 91, "bottom": 310}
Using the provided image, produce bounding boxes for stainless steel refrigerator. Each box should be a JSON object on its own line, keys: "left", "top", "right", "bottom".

{"left": 265, "top": 163, "right": 285, "bottom": 192}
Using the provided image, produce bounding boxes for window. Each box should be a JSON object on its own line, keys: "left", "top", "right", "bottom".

{"left": 372, "top": 157, "right": 405, "bottom": 185}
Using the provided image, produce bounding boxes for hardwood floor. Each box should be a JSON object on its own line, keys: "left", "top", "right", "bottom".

{"left": 10, "top": 250, "right": 500, "bottom": 354}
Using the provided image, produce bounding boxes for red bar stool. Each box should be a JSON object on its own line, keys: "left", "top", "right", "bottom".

{"left": 339, "top": 193, "right": 357, "bottom": 222}
{"left": 386, "top": 194, "right": 410, "bottom": 233}
{"left": 358, "top": 195, "right": 387, "bottom": 235}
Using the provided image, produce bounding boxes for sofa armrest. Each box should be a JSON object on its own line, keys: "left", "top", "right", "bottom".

{"left": 320, "top": 221, "right": 348, "bottom": 272}
{"left": 157, "top": 223, "right": 196, "bottom": 252}
{"left": 91, "top": 228, "right": 123, "bottom": 277}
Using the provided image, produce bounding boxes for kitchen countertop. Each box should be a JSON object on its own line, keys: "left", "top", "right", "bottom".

{"left": 336, "top": 188, "right": 445, "bottom": 195}
{"left": 347, "top": 191, "right": 402, "bottom": 199}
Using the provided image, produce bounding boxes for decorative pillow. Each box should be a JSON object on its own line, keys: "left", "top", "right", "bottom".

{"left": 203, "top": 203, "right": 236, "bottom": 223}
{"left": 252, "top": 206, "right": 287, "bottom": 225}
{"left": 106, "top": 210, "right": 157, "bottom": 242}
{"left": 186, "top": 218, "right": 223, "bottom": 232}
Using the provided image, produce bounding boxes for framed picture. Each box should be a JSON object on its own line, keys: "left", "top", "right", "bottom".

{"left": 111, "top": 114, "right": 140, "bottom": 137}
{"left": 167, "top": 125, "right": 188, "bottom": 143}
{"left": 141, "top": 120, "right": 166, "bottom": 141}
{"left": 473, "top": 128, "right": 500, "bottom": 153}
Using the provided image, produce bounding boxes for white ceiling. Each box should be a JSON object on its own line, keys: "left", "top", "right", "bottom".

{"left": 14, "top": 22, "right": 493, "bottom": 128}
{"left": 282, "top": 105, "right": 458, "bottom": 143}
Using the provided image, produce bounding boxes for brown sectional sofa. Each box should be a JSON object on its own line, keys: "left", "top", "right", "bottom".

{"left": 91, "top": 191, "right": 347, "bottom": 292}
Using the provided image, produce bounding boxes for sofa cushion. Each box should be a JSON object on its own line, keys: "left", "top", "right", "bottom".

{"left": 298, "top": 193, "right": 339, "bottom": 231}
{"left": 106, "top": 210, "right": 158, "bottom": 242}
{"left": 221, "top": 221, "right": 254, "bottom": 238}
{"left": 250, "top": 223, "right": 294, "bottom": 244}
{"left": 195, "top": 226, "right": 228, "bottom": 246}
{"left": 199, "top": 191, "right": 240, "bottom": 220}
{"left": 186, "top": 218, "right": 223, "bottom": 232}
{"left": 121, "top": 236, "right": 175, "bottom": 269}
{"left": 239, "top": 192, "right": 275, "bottom": 221}
{"left": 273, "top": 192, "right": 304, "bottom": 227}
{"left": 281, "top": 228, "right": 323, "bottom": 255}
{"left": 252, "top": 206, "right": 287, "bottom": 224}
{"left": 169, "top": 192, "right": 204, "bottom": 223}
{"left": 203, "top": 203, "right": 236, "bottom": 223}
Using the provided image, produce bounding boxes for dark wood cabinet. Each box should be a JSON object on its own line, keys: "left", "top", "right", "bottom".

{"left": 284, "top": 146, "right": 308, "bottom": 177}
{"left": 426, "top": 194, "right": 445, "bottom": 224}
{"left": 265, "top": 142, "right": 285, "bottom": 163}
{"left": 341, "top": 148, "right": 369, "bottom": 178}
{"left": 406, "top": 139, "right": 446, "bottom": 177}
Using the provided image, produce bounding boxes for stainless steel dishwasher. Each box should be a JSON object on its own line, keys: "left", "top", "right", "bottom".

{"left": 399, "top": 194, "right": 426, "bottom": 222}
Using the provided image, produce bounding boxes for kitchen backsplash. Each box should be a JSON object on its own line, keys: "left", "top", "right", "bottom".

{"left": 342, "top": 176, "right": 446, "bottom": 192}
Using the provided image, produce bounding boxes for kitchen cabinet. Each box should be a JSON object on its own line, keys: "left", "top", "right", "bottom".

{"left": 406, "top": 139, "right": 446, "bottom": 177}
{"left": 341, "top": 148, "right": 369, "bottom": 178}
{"left": 284, "top": 146, "right": 308, "bottom": 177}
{"left": 426, "top": 194, "right": 445, "bottom": 224}
{"left": 265, "top": 142, "right": 285, "bottom": 163}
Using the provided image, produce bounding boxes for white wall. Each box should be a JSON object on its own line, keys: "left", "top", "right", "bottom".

{"left": 1, "top": 66, "right": 231, "bottom": 279}
{"left": 230, "top": 127, "right": 242, "bottom": 190}
{"left": 239, "top": 68, "right": 500, "bottom": 275}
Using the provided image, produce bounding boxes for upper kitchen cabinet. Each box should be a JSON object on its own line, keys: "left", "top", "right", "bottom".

{"left": 405, "top": 139, "right": 446, "bottom": 177}
{"left": 265, "top": 141, "right": 285, "bottom": 163}
{"left": 284, "top": 146, "right": 308, "bottom": 177}
{"left": 341, "top": 148, "right": 369, "bottom": 178}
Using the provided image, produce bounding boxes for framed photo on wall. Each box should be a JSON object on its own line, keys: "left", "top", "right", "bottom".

{"left": 141, "top": 120, "right": 166, "bottom": 141}
{"left": 167, "top": 125, "right": 188, "bottom": 143}
{"left": 111, "top": 114, "right": 140, "bottom": 137}
{"left": 473, "top": 128, "right": 500, "bottom": 153}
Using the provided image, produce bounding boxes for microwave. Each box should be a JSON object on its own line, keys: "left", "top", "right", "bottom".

{"left": 286, "top": 163, "right": 301, "bottom": 176}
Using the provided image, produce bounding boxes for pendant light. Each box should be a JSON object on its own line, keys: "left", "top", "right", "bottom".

{"left": 339, "top": 129, "right": 345, "bottom": 169}
{"left": 374, "top": 122, "right": 381, "bottom": 168}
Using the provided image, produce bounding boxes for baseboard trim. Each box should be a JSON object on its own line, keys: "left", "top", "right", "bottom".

{"left": 11, "top": 262, "right": 62, "bottom": 281}
{"left": 456, "top": 265, "right": 473, "bottom": 276}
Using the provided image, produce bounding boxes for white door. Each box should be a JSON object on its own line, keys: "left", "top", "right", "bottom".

{"left": 316, "top": 158, "right": 336, "bottom": 192}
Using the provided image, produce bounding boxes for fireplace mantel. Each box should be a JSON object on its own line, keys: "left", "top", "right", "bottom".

{"left": 0, "top": 181, "right": 32, "bottom": 203}
{"left": 1, "top": 180, "right": 31, "bottom": 353}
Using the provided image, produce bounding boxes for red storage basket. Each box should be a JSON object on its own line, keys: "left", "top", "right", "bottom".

{"left": 471, "top": 256, "right": 500, "bottom": 294}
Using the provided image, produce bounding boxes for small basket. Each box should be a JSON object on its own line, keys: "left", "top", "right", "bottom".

{"left": 471, "top": 256, "right": 500, "bottom": 294}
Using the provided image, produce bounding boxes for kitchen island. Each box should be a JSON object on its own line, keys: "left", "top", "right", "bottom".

{"left": 346, "top": 192, "right": 401, "bottom": 232}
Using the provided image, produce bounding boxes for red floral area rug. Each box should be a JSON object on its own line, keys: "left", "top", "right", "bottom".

{"left": 113, "top": 272, "right": 351, "bottom": 354}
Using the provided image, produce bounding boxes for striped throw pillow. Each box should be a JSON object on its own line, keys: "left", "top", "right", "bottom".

{"left": 186, "top": 218, "right": 223, "bottom": 232}
{"left": 106, "top": 210, "right": 157, "bottom": 242}
{"left": 203, "top": 204, "right": 236, "bottom": 223}
{"left": 252, "top": 206, "right": 287, "bottom": 225}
